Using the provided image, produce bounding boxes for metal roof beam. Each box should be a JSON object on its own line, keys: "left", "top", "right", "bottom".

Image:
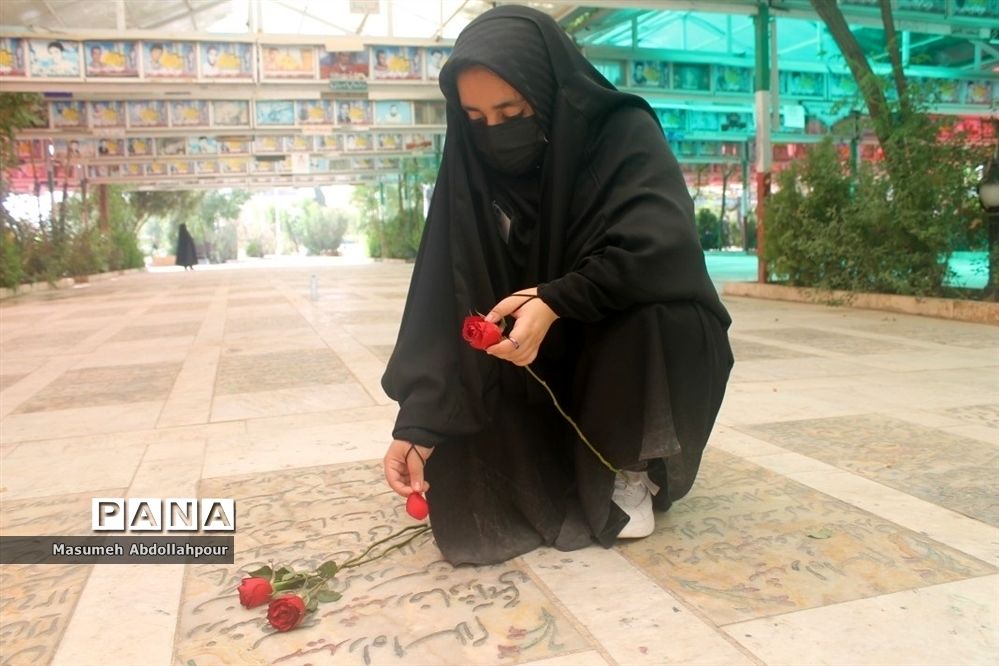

{"left": 270, "top": 0, "right": 355, "bottom": 35}
{"left": 142, "top": 0, "right": 231, "bottom": 30}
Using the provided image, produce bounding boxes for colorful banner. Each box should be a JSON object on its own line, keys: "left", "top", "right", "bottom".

{"left": 375, "top": 101, "right": 413, "bottom": 124}
{"left": 371, "top": 45, "right": 421, "bottom": 80}
{"left": 213, "top": 101, "right": 250, "bottom": 127}
{"left": 296, "top": 100, "right": 333, "bottom": 125}
{"left": 170, "top": 100, "right": 210, "bottom": 127}
{"left": 28, "top": 39, "right": 81, "bottom": 77}
{"left": 90, "top": 101, "right": 126, "bottom": 128}
{"left": 336, "top": 100, "right": 373, "bottom": 125}
{"left": 260, "top": 45, "right": 317, "bottom": 80}
{"left": 142, "top": 41, "right": 196, "bottom": 78}
{"left": 0, "top": 38, "right": 27, "bottom": 77}
{"left": 425, "top": 47, "right": 451, "bottom": 80}
{"left": 255, "top": 100, "right": 295, "bottom": 126}
{"left": 128, "top": 101, "right": 168, "bottom": 128}
{"left": 51, "top": 101, "right": 88, "bottom": 128}
{"left": 321, "top": 50, "right": 368, "bottom": 80}
{"left": 673, "top": 64, "right": 710, "bottom": 91}
{"left": 631, "top": 61, "right": 666, "bottom": 87}
{"left": 84, "top": 41, "right": 139, "bottom": 78}
{"left": 201, "top": 42, "right": 253, "bottom": 79}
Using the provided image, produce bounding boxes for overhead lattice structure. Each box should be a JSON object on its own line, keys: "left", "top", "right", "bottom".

{"left": 1, "top": 0, "right": 996, "bottom": 192}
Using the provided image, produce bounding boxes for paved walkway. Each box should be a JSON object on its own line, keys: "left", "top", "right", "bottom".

{"left": 1, "top": 261, "right": 997, "bottom": 666}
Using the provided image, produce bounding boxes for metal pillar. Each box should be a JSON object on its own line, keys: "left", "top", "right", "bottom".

{"left": 753, "top": 2, "right": 772, "bottom": 283}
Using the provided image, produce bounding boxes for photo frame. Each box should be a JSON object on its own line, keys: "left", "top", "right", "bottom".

{"left": 370, "top": 45, "right": 421, "bottom": 81}
{"left": 321, "top": 50, "right": 368, "bottom": 80}
{"left": 142, "top": 41, "right": 196, "bottom": 78}
{"left": 201, "top": 42, "right": 253, "bottom": 79}
{"left": 0, "top": 38, "right": 27, "bottom": 77}
{"left": 260, "top": 45, "right": 318, "bottom": 80}
{"left": 89, "top": 101, "right": 126, "bottom": 128}
{"left": 212, "top": 100, "right": 251, "bottom": 127}
{"left": 84, "top": 41, "right": 139, "bottom": 78}
{"left": 28, "top": 39, "right": 82, "bottom": 78}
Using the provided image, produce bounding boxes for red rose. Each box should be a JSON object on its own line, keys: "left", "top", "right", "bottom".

{"left": 462, "top": 315, "right": 502, "bottom": 350}
{"left": 267, "top": 594, "right": 306, "bottom": 632}
{"left": 237, "top": 576, "right": 273, "bottom": 609}
{"left": 406, "top": 492, "right": 429, "bottom": 520}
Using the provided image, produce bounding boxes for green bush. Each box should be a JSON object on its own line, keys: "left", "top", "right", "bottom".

{"left": 765, "top": 120, "right": 984, "bottom": 297}
{"left": 696, "top": 208, "right": 720, "bottom": 250}
{"left": 0, "top": 226, "right": 24, "bottom": 289}
{"left": 245, "top": 239, "right": 264, "bottom": 257}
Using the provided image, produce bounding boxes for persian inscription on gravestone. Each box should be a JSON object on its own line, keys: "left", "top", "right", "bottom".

{"left": 175, "top": 461, "right": 589, "bottom": 665}
{"left": 618, "top": 448, "right": 995, "bottom": 625}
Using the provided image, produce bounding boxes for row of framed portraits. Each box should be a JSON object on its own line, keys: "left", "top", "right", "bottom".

{"left": 32, "top": 99, "right": 447, "bottom": 131}
{"left": 594, "top": 59, "right": 997, "bottom": 105}
{"left": 0, "top": 37, "right": 451, "bottom": 82}
{"left": 15, "top": 133, "right": 441, "bottom": 162}
{"left": 840, "top": 0, "right": 998, "bottom": 17}
{"left": 12, "top": 156, "right": 421, "bottom": 182}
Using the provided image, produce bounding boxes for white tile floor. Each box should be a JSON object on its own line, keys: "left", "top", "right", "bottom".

{"left": 1, "top": 261, "right": 997, "bottom": 666}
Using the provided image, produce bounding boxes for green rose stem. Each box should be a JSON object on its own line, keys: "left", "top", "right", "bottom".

{"left": 523, "top": 364, "right": 620, "bottom": 474}
{"left": 339, "top": 524, "right": 431, "bottom": 570}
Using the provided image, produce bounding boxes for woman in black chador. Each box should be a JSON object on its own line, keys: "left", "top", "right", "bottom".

{"left": 175, "top": 223, "right": 198, "bottom": 270}
{"left": 382, "top": 5, "right": 733, "bottom": 566}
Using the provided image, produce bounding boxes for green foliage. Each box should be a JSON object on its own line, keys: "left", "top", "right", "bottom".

{"left": 280, "top": 199, "right": 349, "bottom": 256}
{"left": 765, "top": 116, "right": 985, "bottom": 296}
{"left": 696, "top": 208, "right": 720, "bottom": 250}
{"left": 190, "top": 189, "right": 250, "bottom": 262}
{"left": 355, "top": 158, "right": 437, "bottom": 259}
{"left": 245, "top": 239, "right": 264, "bottom": 258}
{"left": 0, "top": 226, "right": 24, "bottom": 289}
{"left": 127, "top": 190, "right": 205, "bottom": 234}
{"left": 0, "top": 93, "right": 44, "bottom": 172}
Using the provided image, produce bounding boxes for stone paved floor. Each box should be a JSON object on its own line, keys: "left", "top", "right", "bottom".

{"left": 1, "top": 261, "right": 997, "bottom": 666}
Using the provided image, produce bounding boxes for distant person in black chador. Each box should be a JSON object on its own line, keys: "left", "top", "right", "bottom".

{"left": 175, "top": 223, "right": 198, "bottom": 270}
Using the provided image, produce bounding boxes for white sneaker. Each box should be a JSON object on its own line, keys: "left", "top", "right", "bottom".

{"left": 612, "top": 471, "right": 658, "bottom": 538}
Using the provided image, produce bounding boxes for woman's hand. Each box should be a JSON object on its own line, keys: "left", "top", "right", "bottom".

{"left": 383, "top": 439, "right": 434, "bottom": 496}
{"left": 484, "top": 287, "right": 558, "bottom": 366}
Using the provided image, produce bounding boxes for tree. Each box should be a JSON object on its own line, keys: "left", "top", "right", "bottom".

{"left": 191, "top": 189, "right": 250, "bottom": 262}
{"left": 126, "top": 190, "right": 205, "bottom": 235}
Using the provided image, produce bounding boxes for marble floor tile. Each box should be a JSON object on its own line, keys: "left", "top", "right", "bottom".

{"left": 215, "top": 349, "right": 351, "bottom": 395}
{"left": 738, "top": 326, "right": 924, "bottom": 355}
{"left": 224, "top": 314, "right": 310, "bottom": 334}
{"left": 203, "top": 416, "right": 394, "bottom": 478}
{"left": 617, "top": 448, "right": 994, "bottom": 626}
{"left": 209, "top": 383, "right": 373, "bottom": 422}
{"left": 724, "top": 575, "right": 999, "bottom": 666}
{"left": 518, "top": 650, "right": 610, "bottom": 665}
{"left": 0, "top": 433, "right": 149, "bottom": 500}
{"left": 109, "top": 321, "right": 202, "bottom": 342}
{"left": 782, "top": 468, "right": 999, "bottom": 567}
{"left": 175, "top": 461, "right": 591, "bottom": 665}
{"left": 52, "top": 562, "right": 187, "bottom": 666}
{"left": 730, "top": 337, "right": 817, "bottom": 361}
{"left": 522, "top": 546, "right": 756, "bottom": 665}
{"left": 14, "top": 362, "right": 182, "bottom": 414}
{"left": 745, "top": 414, "right": 999, "bottom": 526}
{"left": 0, "top": 492, "right": 117, "bottom": 664}
{"left": 0, "top": 400, "right": 164, "bottom": 445}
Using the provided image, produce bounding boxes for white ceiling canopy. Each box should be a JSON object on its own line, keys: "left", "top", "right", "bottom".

{"left": 0, "top": 0, "right": 569, "bottom": 39}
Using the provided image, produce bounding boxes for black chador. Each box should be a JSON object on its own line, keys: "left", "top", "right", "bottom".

{"left": 382, "top": 5, "right": 734, "bottom": 565}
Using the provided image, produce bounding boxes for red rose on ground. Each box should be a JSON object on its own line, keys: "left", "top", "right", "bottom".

{"left": 237, "top": 576, "right": 273, "bottom": 609}
{"left": 406, "top": 492, "right": 429, "bottom": 520}
{"left": 462, "top": 315, "right": 502, "bottom": 350}
{"left": 267, "top": 594, "right": 307, "bottom": 632}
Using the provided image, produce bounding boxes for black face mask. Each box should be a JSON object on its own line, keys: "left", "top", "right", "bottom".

{"left": 469, "top": 115, "right": 547, "bottom": 176}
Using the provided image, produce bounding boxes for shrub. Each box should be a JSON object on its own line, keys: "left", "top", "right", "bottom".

{"left": 245, "top": 239, "right": 264, "bottom": 257}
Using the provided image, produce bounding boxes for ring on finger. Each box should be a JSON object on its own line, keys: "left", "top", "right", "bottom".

{"left": 508, "top": 336, "right": 520, "bottom": 350}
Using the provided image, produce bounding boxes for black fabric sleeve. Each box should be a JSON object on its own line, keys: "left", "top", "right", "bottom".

{"left": 537, "top": 108, "right": 711, "bottom": 323}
